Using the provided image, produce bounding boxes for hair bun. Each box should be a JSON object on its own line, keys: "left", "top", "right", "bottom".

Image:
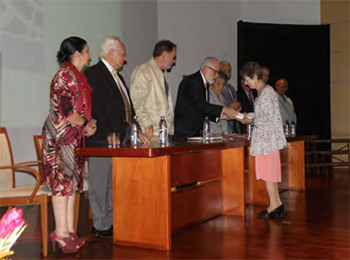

{"left": 56, "top": 36, "right": 87, "bottom": 64}
{"left": 56, "top": 50, "right": 68, "bottom": 63}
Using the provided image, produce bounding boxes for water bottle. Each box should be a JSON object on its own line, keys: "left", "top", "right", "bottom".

{"left": 247, "top": 123, "right": 253, "bottom": 140}
{"left": 159, "top": 116, "right": 168, "bottom": 144}
{"left": 202, "top": 117, "right": 210, "bottom": 140}
{"left": 290, "top": 121, "right": 296, "bottom": 137}
{"left": 130, "top": 116, "right": 139, "bottom": 146}
{"left": 284, "top": 121, "right": 290, "bottom": 137}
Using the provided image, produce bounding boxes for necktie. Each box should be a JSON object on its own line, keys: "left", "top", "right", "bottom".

{"left": 113, "top": 70, "right": 132, "bottom": 124}
{"left": 206, "top": 83, "right": 210, "bottom": 102}
{"left": 248, "top": 91, "right": 254, "bottom": 106}
{"left": 162, "top": 71, "right": 169, "bottom": 97}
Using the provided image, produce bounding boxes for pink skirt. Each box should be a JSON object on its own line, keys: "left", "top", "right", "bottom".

{"left": 255, "top": 150, "right": 281, "bottom": 183}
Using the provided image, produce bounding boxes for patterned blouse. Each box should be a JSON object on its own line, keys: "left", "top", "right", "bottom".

{"left": 250, "top": 85, "right": 287, "bottom": 156}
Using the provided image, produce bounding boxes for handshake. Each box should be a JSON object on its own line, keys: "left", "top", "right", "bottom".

{"left": 221, "top": 106, "right": 255, "bottom": 123}
{"left": 221, "top": 106, "right": 239, "bottom": 120}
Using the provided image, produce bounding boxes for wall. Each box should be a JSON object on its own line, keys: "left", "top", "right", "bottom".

{"left": 0, "top": 0, "right": 122, "bottom": 186}
{"left": 120, "top": 0, "right": 158, "bottom": 87}
{"left": 157, "top": 0, "right": 240, "bottom": 99}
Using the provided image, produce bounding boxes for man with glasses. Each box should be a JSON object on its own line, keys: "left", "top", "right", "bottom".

{"left": 173, "top": 57, "right": 238, "bottom": 140}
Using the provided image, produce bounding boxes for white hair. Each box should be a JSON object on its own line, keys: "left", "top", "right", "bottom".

{"left": 99, "top": 36, "right": 122, "bottom": 58}
{"left": 200, "top": 57, "right": 218, "bottom": 69}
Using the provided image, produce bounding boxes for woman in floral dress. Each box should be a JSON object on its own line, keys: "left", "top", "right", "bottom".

{"left": 42, "top": 36, "right": 96, "bottom": 253}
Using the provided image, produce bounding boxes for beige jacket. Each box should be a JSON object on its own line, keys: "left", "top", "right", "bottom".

{"left": 130, "top": 58, "right": 174, "bottom": 135}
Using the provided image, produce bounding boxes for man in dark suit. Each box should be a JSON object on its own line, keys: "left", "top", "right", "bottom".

{"left": 85, "top": 36, "right": 148, "bottom": 238}
{"left": 173, "top": 57, "right": 237, "bottom": 140}
{"left": 236, "top": 78, "right": 257, "bottom": 133}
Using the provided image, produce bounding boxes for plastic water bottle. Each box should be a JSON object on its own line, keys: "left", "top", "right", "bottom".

{"left": 202, "top": 117, "right": 210, "bottom": 140}
{"left": 247, "top": 123, "right": 253, "bottom": 140}
{"left": 159, "top": 116, "right": 168, "bottom": 144}
{"left": 130, "top": 116, "right": 139, "bottom": 146}
{"left": 284, "top": 121, "right": 290, "bottom": 137}
{"left": 290, "top": 121, "right": 296, "bottom": 137}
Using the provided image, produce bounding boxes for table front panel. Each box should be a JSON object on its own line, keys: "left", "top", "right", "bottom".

{"left": 170, "top": 150, "right": 222, "bottom": 187}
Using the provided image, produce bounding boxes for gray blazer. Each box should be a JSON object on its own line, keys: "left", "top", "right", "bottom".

{"left": 208, "top": 88, "right": 228, "bottom": 135}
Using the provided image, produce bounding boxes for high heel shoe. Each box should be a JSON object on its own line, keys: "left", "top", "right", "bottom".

{"left": 49, "top": 232, "right": 80, "bottom": 253}
{"left": 258, "top": 204, "right": 284, "bottom": 219}
{"left": 69, "top": 232, "right": 85, "bottom": 247}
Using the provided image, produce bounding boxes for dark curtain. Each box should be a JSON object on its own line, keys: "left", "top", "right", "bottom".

{"left": 237, "top": 21, "right": 330, "bottom": 139}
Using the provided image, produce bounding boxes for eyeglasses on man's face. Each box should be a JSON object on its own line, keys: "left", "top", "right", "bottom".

{"left": 205, "top": 66, "right": 220, "bottom": 74}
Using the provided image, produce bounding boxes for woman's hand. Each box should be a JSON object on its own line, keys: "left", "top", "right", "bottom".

{"left": 237, "top": 114, "right": 254, "bottom": 125}
{"left": 85, "top": 119, "right": 97, "bottom": 137}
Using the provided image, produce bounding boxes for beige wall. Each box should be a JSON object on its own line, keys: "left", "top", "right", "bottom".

{"left": 321, "top": 0, "right": 350, "bottom": 139}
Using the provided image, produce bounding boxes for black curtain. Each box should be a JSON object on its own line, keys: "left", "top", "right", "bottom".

{"left": 238, "top": 21, "right": 330, "bottom": 139}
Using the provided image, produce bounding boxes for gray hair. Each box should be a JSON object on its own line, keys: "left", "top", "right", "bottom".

{"left": 220, "top": 60, "right": 231, "bottom": 66}
{"left": 200, "top": 57, "right": 218, "bottom": 69}
{"left": 99, "top": 36, "right": 122, "bottom": 58}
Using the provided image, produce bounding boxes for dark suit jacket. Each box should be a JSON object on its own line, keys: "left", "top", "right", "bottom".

{"left": 85, "top": 60, "right": 135, "bottom": 146}
{"left": 173, "top": 71, "right": 223, "bottom": 140}
{"left": 236, "top": 85, "right": 257, "bottom": 133}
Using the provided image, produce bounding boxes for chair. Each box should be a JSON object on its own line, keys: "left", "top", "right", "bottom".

{"left": 33, "top": 135, "right": 90, "bottom": 229}
{"left": 0, "top": 127, "right": 50, "bottom": 257}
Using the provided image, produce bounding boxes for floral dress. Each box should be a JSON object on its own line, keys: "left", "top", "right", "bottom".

{"left": 42, "top": 62, "right": 91, "bottom": 196}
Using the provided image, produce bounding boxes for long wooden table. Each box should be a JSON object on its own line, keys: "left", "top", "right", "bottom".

{"left": 76, "top": 138, "right": 246, "bottom": 250}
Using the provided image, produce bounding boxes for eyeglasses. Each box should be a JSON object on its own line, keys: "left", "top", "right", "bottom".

{"left": 205, "top": 66, "right": 220, "bottom": 74}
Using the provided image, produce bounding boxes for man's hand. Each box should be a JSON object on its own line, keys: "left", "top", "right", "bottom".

{"left": 139, "top": 132, "right": 150, "bottom": 144}
{"left": 144, "top": 125, "right": 154, "bottom": 138}
{"left": 222, "top": 106, "right": 237, "bottom": 119}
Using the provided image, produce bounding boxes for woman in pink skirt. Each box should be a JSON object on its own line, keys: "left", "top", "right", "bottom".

{"left": 239, "top": 61, "right": 287, "bottom": 218}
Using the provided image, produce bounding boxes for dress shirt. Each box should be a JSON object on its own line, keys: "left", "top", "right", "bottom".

{"left": 101, "top": 58, "right": 131, "bottom": 106}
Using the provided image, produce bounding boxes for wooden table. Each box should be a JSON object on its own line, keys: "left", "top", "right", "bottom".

{"left": 76, "top": 138, "right": 246, "bottom": 250}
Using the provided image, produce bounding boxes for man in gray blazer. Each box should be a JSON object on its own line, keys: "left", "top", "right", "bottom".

{"left": 220, "top": 61, "right": 241, "bottom": 133}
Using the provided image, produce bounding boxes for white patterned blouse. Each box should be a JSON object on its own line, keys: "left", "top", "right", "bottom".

{"left": 250, "top": 85, "right": 287, "bottom": 156}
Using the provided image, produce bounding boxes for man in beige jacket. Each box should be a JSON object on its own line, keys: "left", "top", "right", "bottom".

{"left": 130, "top": 40, "right": 176, "bottom": 137}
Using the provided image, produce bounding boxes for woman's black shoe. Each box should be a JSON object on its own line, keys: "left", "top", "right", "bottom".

{"left": 258, "top": 204, "right": 284, "bottom": 219}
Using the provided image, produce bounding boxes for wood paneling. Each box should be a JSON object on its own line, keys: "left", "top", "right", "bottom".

{"left": 113, "top": 156, "right": 171, "bottom": 250}
{"left": 221, "top": 147, "right": 245, "bottom": 215}
{"left": 330, "top": 22, "right": 350, "bottom": 51}
{"left": 331, "top": 51, "right": 350, "bottom": 81}
{"left": 170, "top": 150, "right": 222, "bottom": 187}
{"left": 287, "top": 141, "right": 305, "bottom": 190}
{"left": 321, "top": 0, "right": 350, "bottom": 139}
{"left": 172, "top": 180, "right": 222, "bottom": 230}
{"left": 321, "top": 0, "right": 349, "bottom": 22}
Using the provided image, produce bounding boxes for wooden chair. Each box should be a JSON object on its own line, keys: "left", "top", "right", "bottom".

{"left": 0, "top": 127, "right": 50, "bottom": 257}
{"left": 33, "top": 135, "right": 90, "bottom": 229}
